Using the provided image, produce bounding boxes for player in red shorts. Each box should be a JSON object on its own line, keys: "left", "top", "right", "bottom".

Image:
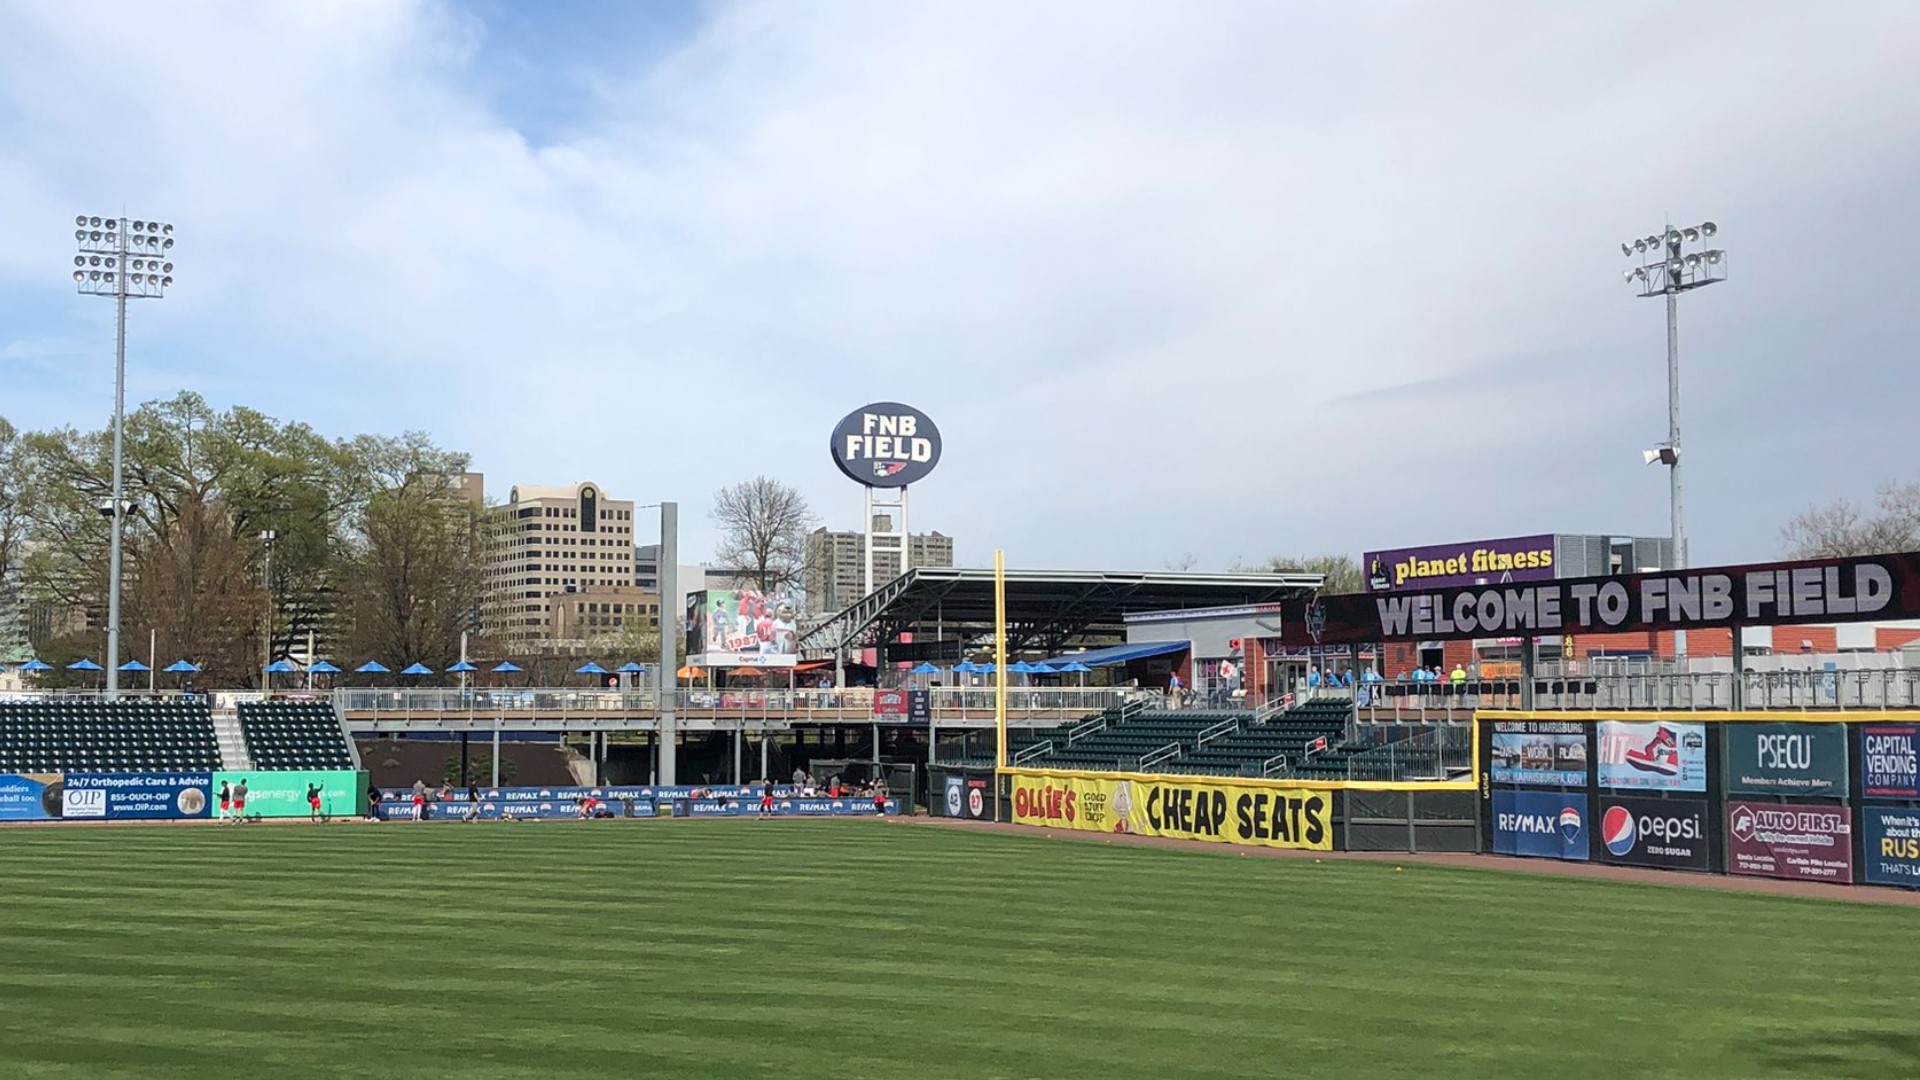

{"left": 306, "top": 782, "right": 324, "bottom": 822}
{"left": 217, "top": 779, "right": 232, "bottom": 824}
{"left": 759, "top": 781, "right": 775, "bottom": 819}
{"left": 231, "top": 778, "right": 248, "bottom": 824}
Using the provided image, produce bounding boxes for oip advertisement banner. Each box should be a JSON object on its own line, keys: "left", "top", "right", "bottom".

{"left": 1596, "top": 721, "right": 1706, "bottom": 792}
{"left": 63, "top": 773, "right": 212, "bottom": 821}
{"left": 215, "top": 770, "right": 364, "bottom": 818}
{"left": 1010, "top": 771, "right": 1331, "bottom": 851}
{"left": 0, "top": 773, "right": 63, "bottom": 821}
{"left": 1724, "top": 801, "right": 1853, "bottom": 883}
{"left": 1491, "top": 790, "right": 1589, "bottom": 861}
{"left": 1723, "top": 722, "right": 1849, "bottom": 797}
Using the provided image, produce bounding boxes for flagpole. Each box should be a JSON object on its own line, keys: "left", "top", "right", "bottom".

{"left": 993, "top": 549, "right": 1007, "bottom": 822}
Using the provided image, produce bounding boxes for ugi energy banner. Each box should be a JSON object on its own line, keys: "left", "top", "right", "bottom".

{"left": 1010, "top": 771, "right": 1331, "bottom": 851}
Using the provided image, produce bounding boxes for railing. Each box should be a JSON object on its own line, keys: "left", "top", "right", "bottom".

{"left": 1196, "top": 717, "right": 1240, "bottom": 747}
{"left": 1065, "top": 712, "right": 1110, "bottom": 744}
{"left": 1260, "top": 753, "right": 1288, "bottom": 778}
{"left": 1337, "top": 728, "right": 1465, "bottom": 781}
{"left": 1138, "top": 741, "right": 1182, "bottom": 771}
{"left": 1359, "top": 668, "right": 1920, "bottom": 719}
{"left": 331, "top": 685, "right": 1130, "bottom": 722}
{"left": 1012, "top": 740, "right": 1055, "bottom": 765}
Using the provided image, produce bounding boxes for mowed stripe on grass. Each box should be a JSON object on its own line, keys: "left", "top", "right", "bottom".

{"left": 1, "top": 820, "right": 1915, "bottom": 1080}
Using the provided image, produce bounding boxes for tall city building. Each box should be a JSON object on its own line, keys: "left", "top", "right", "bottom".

{"left": 483, "top": 482, "right": 655, "bottom": 648}
{"left": 803, "top": 527, "right": 954, "bottom": 615}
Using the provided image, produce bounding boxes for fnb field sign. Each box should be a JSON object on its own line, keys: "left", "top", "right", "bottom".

{"left": 830, "top": 402, "right": 941, "bottom": 488}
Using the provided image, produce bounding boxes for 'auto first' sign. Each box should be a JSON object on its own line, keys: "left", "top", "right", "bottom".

{"left": 830, "top": 402, "right": 942, "bottom": 488}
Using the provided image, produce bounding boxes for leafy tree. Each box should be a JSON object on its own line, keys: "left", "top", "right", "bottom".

{"left": 711, "top": 476, "right": 815, "bottom": 592}
{"left": 334, "top": 460, "right": 486, "bottom": 672}
{"left": 1781, "top": 481, "right": 1920, "bottom": 559}
{"left": 0, "top": 417, "right": 30, "bottom": 661}
{"left": 1244, "top": 553, "right": 1365, "bottom": 595}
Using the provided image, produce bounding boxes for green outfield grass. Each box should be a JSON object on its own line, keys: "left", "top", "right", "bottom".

{"left": 1, "top": 821, "right": 1915, "bottom": 1080}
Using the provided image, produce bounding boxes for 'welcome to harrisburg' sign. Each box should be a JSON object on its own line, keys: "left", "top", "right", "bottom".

{"left": 1277, "top": 552, "right": 1920, "bottom": 646}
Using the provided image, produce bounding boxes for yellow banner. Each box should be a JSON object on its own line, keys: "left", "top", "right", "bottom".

{"left": 1011, "top": 771, "right": 1332, "bottom": 851}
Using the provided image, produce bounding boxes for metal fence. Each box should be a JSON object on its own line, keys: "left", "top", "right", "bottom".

{"left": 1360, "top": 668, "right": 1920, "bottom": 719}
{"left": 331, "top": 685, "right": 1132, "bottom": 723}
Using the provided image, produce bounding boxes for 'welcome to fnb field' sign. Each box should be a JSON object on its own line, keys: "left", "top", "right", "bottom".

{"left": 1279, "top": 552, "right": 1919, "bottom": 646}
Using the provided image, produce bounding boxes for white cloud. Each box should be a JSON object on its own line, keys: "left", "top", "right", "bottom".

{"left": 2, "top": 0, "right": 1917, "bottom": 570}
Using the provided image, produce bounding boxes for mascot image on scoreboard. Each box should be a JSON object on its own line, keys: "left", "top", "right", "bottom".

{"left": 1011, "top": 771, "right": 1332, "bottom": 851}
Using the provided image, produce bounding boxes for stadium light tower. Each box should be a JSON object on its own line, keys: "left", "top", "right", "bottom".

{"left": 73, "top": 215, "right": 176, "bottom": 698}
{"left": 1620, "top": 220, "right": 1725, "bottom": 572}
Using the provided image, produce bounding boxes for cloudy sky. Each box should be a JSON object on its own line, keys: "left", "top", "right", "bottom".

{"left": 2, "top": 1, "right": 1916, "bottom": 573}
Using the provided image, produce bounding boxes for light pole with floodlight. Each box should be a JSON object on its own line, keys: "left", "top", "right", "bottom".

{"left": 73, "top": 215, "right": 176, "bottom": 698}
{"left": 1620, "top": 221, "right": 1725, "bottom": 573}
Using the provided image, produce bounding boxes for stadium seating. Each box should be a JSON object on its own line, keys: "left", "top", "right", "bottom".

{"left": 0, "top": 698, "right": 221, "bottom": 773}
{"left": 237, "top": 700, "right": 355, "bottom": 770}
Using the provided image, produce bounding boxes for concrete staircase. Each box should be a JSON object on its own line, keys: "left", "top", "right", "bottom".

{"left": 212, "top": 710, "right": 254, "bottom": 771}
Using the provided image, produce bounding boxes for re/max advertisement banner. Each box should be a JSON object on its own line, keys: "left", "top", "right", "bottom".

{"left": 1491, "top": 790, "right": 1589, "bottom": 861}
{"left": 1723, "top": 722, "right": 1850, "bottom": 797}
{"left": 1010, "top": 771, "right": 1332, "bottom": 851}
{"left": 1280, "top": 551, "right": 1920, "bottom": 646}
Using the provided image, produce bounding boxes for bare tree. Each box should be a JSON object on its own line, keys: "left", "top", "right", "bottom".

{"left": 710, "top": 477, "right": 815, "bottom": 592}
{"left": 1781, "top": 480, "right": 1920, "bottom": 558}
{"left": 123, "top": 497, "right": 264, "bottom": 685}
{"left": 1164, "top": 553, "right": 1199, "bottom": 571}
{"left": 1245, "top": 553, "right": 1365, "bottom": 594}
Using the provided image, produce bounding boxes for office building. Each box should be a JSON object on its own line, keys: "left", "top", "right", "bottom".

{"left": 484, "top": 481, "right": 647, "bottom": 648}
{"left": 803, "top": 527, "right": 954, "bottom": 615}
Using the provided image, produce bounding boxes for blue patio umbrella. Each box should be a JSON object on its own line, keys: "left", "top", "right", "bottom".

{"left": 953, "top": 661, "right": 980, "bottom": 674}
{"left": 616, "top": 662, "right": 647, "bottom": 673}
{"left": 400, "top": 663, "right": 434, "bottom": 676}
{"left": 68, "top": 659, "right": 103, "bottom": 671}
{"left": 356, "top": 661, "right": 391, "bottom": 674}
{"left": 1008, "top": 661, "right": 1035, "bottom": 675}
{"left": 978, "top": 662, "right": 997, "bottom": 674}
{"left": 307, "top": 661, "right": 342, "bottom": 674}
{"left": 1030, "top": 662, "right": 1058, "bottom": 675}
{"left": 21, "top": 659, "right": 53, "bottom": 673}
{"left": 490, "top": 661, "right": 522, "bottom": 673}
{"left": 264, "top": 659, "right": 300, "bottom": 674}
{"left": 163, "top": 660, "right": 200, "bottom": 674}
{"left": 910, "top": 662, "right": 941, "bottom": 675}
{"left": 575, "top": 662, "right": 609, "bottom": 675}
{"left": 446, "top": 661, "right": 478, "bottom": 673}
{"left": 119, "top": 659, "right": 150, "bottom": 672}
{"left": 1060, "top": 661, "right": 1092, "bottom": 673}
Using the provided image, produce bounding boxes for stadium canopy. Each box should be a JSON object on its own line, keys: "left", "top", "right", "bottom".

{"left": 799, "top": 566, "right": 1322, "bottom": 658}
{"left": 1039, "top": 640, "right": 1190, "bottom": 669}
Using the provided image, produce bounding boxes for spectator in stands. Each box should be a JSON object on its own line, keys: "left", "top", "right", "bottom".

{"left": 1168, "top": 671, "right": 1184, "bottom": 709}
{"left": 217, "top": 780, "right": 232, "bottom": 824}
{"left": 1306, "top": 667, "right": 1321, "bottom": 689}
{"left": 1450, "top": 664, "right": 1467, "bottom": 689}
{"left": 792, "top": 767, "right": 807, "bottom": 786}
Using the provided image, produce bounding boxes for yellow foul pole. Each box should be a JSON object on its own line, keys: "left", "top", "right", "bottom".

{"left": 994, "top": 549, "right": 1008, "bottom": 819}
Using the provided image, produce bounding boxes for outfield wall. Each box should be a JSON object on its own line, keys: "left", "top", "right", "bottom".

{"left": 1476, "top": 710, "right": 1920, "bottom": 890}
{"left": 0, "top": 770, "right": 368, "bottom": 821}
{"left": 999, "top": 767, "right": 1478, "bottom": 854}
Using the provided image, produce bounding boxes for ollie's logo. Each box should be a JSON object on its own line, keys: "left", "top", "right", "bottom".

{"left": 1014, "top": 785, "right": 1075, "bottom": 822}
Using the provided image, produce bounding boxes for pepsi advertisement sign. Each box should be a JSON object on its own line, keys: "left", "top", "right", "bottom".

{"left": 830, "top": 402, "right": 941, "bottom": 488}
{"left": 1596, "top": 796, "right": 1711, "bottom": 871}
{"left": 1491, "top": 790, "right": 1590, "bottom": 861}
